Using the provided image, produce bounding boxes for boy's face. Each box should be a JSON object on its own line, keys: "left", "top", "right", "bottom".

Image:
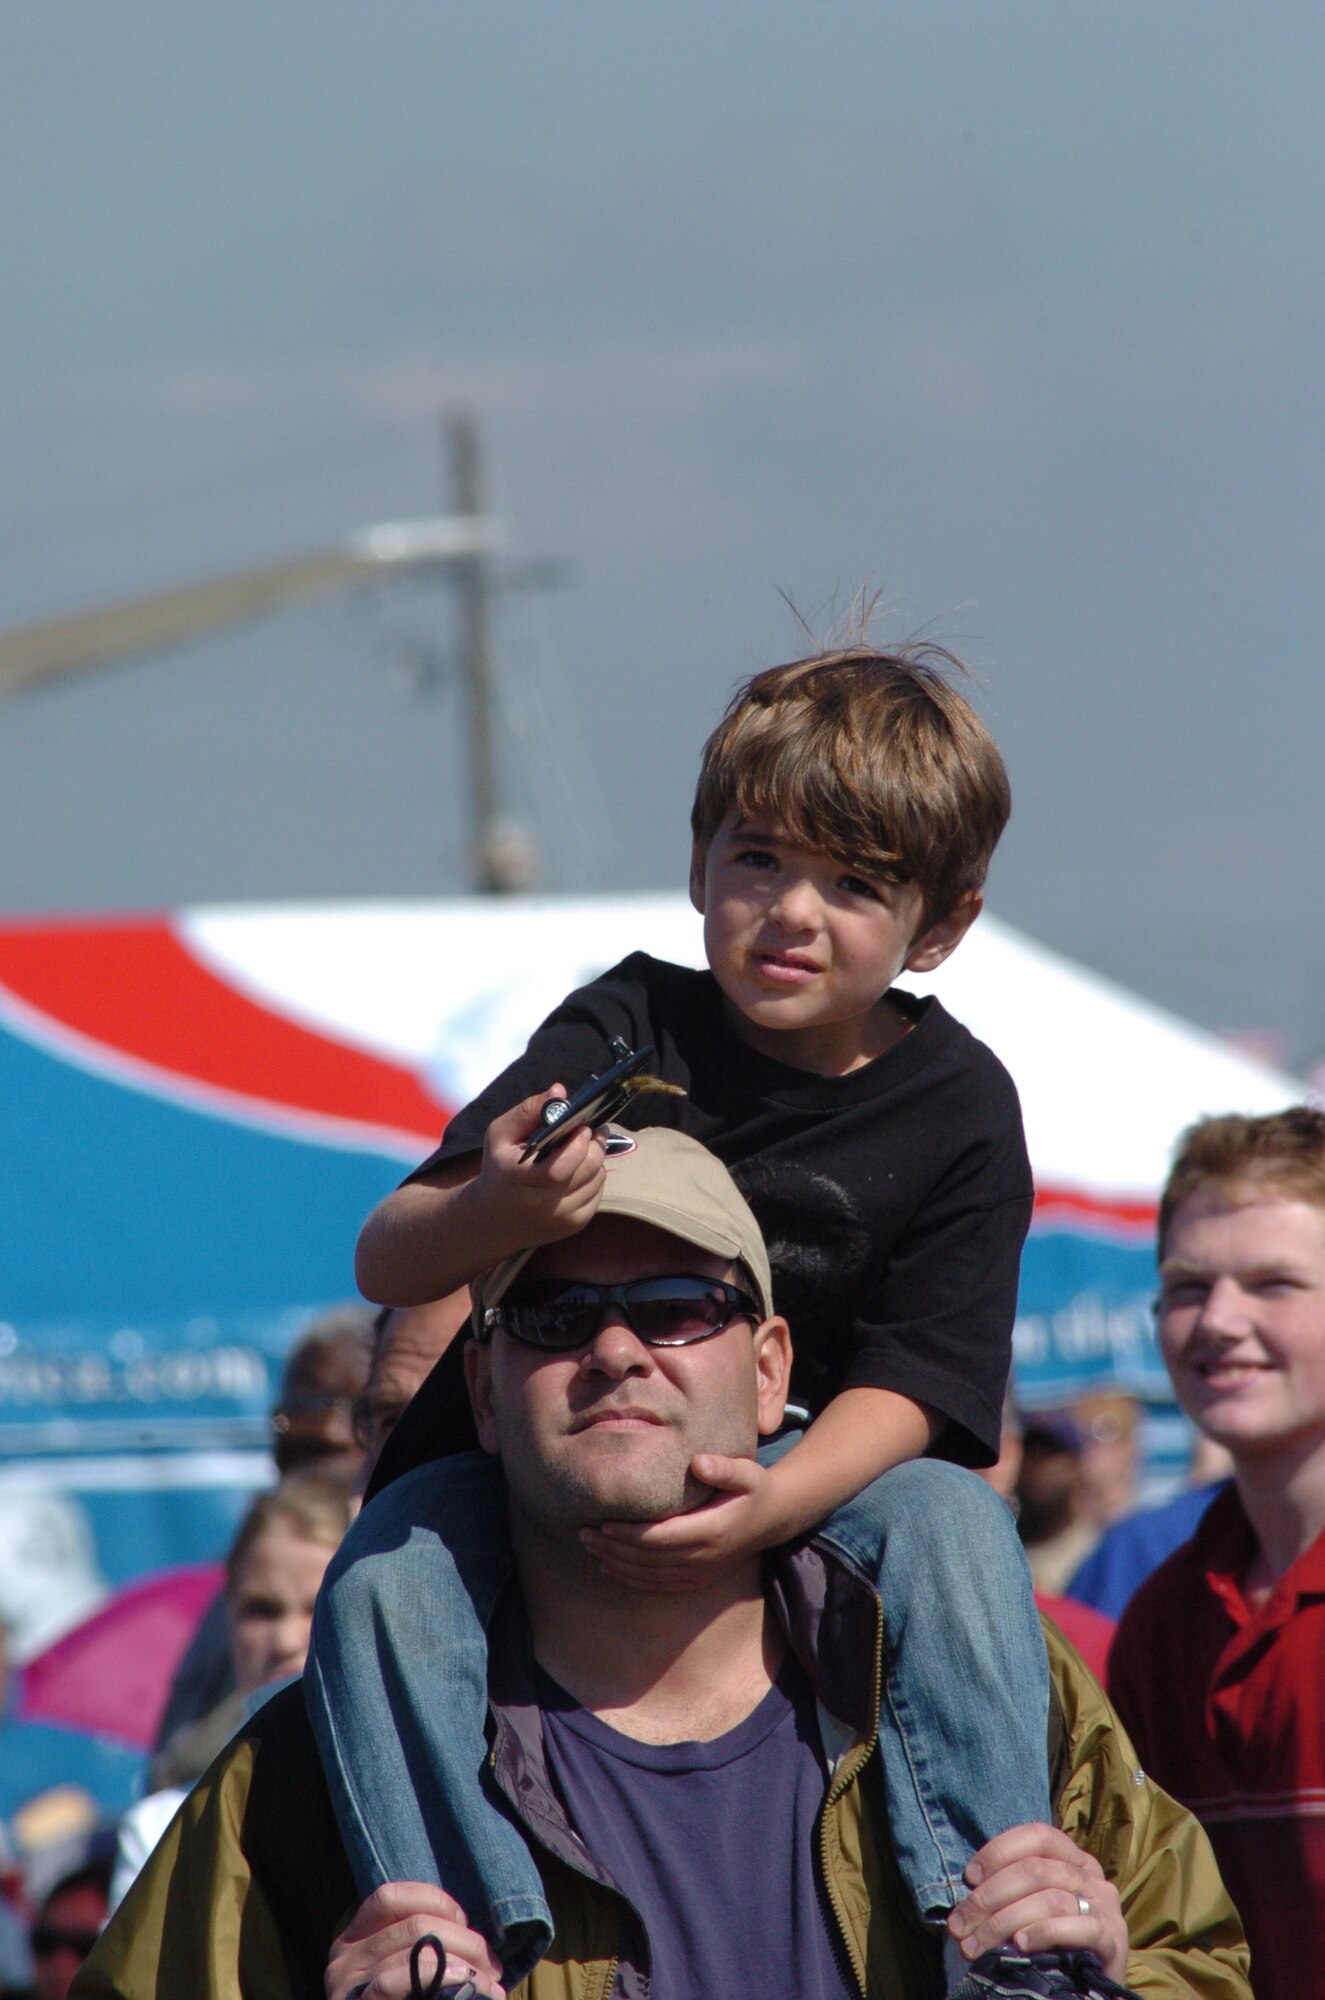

{"left": 1157, "top": 1191, "right": 1325, "bottom": 1467}
{"left": 690, "top": 814, "right": 977, "bottom": 1074}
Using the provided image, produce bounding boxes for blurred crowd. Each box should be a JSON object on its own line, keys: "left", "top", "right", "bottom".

{"left": 0, "top": 1268, "right": 1219, "bottom": 1994}
{"left": 0, "top": 1291, "right": 470, "bottom": 1998}
{"left": 0, "top": 1254, "right": 1263, "bottom": 1994}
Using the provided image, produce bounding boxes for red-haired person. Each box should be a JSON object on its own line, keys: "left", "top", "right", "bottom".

{"left": 1110, "top": 1108, "right": 1325, "bottom": 2000}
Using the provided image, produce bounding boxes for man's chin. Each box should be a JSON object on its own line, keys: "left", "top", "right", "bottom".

{"left": 511, "top": 1428, "right": 746, "bottom": 1535}
{"left": 581, "top": 1467, "right": 701, "bottom": 1525}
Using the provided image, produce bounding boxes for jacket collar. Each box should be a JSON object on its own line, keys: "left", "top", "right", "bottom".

{"left": 484, "top": 1536, "right": 883, "bottom": 1876}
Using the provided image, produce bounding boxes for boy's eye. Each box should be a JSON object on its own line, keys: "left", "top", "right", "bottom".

{"left": 1158, "top": 1280, "right": 1209, "bottom": 1312}
{"left": 734, "top": 846, "right": 777, "bottom": 871}
{"left": 839, "top": 873, "right": 880, "bottom": 901}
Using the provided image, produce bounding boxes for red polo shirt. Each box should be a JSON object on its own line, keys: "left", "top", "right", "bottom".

{"left": 1109, "top": 1482, "right": 1325, "bottom": 2000}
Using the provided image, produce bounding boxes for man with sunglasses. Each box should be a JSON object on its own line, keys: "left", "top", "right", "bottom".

{"left": 75, "top": 1131, "right": 1247, "bottom": 2000}
{"left": 30, "top": 1858, "right": 111, "bottom": 2000}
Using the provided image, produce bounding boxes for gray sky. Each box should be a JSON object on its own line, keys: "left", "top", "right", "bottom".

{"left": 3, "top": 4, "right": 1323, "bottom": 1062}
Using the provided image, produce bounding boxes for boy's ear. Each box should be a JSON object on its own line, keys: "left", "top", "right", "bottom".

{"left": 903, "top": 891, "right": 982, "bottom": 975}
{"left": 687, "top": 840, "right": 708, "bottom": 915}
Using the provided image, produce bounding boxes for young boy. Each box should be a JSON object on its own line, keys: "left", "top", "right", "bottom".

{"left": 309, "top": 648, "right": 1085, "bottom": 2000}
{"left": 1109, "top": 1108, "right": 1325, "bottom": 2000}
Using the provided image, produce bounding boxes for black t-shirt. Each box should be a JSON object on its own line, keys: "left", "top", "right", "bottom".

{"left": 407, "top": 952, "right": 1031, "bottom": 1469}
{"left": 537, "top": 1653, "right": 858, "bottom": 2000}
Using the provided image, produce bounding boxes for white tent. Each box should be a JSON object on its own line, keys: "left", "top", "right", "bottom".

{"left": 183, "top": 893, "right": 1300, "bottom": 1207}
{"left": 183, "top": 893, "right": 1302, "bottom": 1411}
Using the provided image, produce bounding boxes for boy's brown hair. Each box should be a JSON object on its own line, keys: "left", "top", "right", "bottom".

{"left": 1159, "top": 1106, "right": 1325, "bottom": 1254}
{"left": 690, "top": 645, "right": 1011, "bottom": 923}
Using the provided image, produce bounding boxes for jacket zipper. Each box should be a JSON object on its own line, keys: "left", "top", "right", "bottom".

{"left": 816, "top": 1594, "right": 885, "bottom": 1999}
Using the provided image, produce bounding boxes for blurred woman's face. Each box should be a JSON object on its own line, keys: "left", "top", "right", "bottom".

{"left": 226, "top": 1527, "right": 333, "bottom": 1696}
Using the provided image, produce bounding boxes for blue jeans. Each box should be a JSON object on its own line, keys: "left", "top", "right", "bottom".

{"left": 306, "top": 1448, "right": 1050, "bottom": 1984}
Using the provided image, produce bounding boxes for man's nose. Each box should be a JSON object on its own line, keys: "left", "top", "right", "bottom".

{"left": 578, "top": 1310, "right": 654, "bottom": 1375}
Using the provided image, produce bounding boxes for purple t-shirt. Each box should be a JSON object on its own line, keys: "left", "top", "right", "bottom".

{"left": 537, "top": 1654, "right": 858, "bottom": 2000}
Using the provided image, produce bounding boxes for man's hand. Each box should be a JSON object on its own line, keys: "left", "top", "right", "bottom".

{"left": 475, "top": 1088, "right": 608, "bottom": 1250}
{"left": 947, "top": 1824, "right": 1129, "bottom": 1978}
{"left": 580, "top": 1455, "right": 790, "bottom": 1592}
{"left": 325, "top": 1883, "right": 506, "bottom": 2000}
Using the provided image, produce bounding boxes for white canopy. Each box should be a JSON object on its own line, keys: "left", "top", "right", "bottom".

{"left": 183, "top": 894, "right": 1300, "bottom": 1203}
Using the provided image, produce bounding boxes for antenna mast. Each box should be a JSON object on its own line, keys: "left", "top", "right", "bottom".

{"left": 448, "top": 411, "right": 535, "bottom": 894}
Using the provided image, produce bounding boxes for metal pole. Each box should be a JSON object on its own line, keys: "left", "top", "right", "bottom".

{"left": 448, "top": 411, "right": 508, "bottom": 893}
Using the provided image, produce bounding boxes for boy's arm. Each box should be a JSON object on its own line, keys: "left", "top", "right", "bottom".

{"left": 356, "top": 954, "right": 657, "bottom": 1305}
{"left": 582, "top": 1386, "right": 942, "bottom": 1590}
{"left": 751, "top": 1385, "right": 944, "bottom": 1531}
{"left": 355, "top": 1087, "right": 608, "bottom": 1305}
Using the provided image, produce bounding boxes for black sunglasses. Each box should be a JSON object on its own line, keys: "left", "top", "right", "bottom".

{"left": 483, "top": 1276, "right": 759, "bottom": 1351}
{"left": 30, "top": 1924, "right": 102, "bottom": 1959}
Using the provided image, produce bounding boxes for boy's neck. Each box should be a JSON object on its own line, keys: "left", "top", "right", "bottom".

{"left": 1234, "top": 1433, "right": 1325, "bottom": 1601}
{"left": 720, "top": 989, "right": 915, "bottom": 1077}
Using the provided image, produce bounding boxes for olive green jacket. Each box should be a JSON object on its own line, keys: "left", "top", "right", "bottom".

{"left": 75, "top": 1554, "right": 1249, "bottom": 2000}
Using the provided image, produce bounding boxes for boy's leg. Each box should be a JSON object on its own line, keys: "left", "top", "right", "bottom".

{"left": 305, "top": 1453, "right": 552, "bottom": 1986}
{"left": 812, "top": 1458, "right": 1052, "bottom": 1923}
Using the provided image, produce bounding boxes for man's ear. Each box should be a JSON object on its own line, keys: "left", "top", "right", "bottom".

{"left": 903, "top": 891, "right": 982, "bottom": 975}
{"left": 688, "top": 839, "right": 708, "bottom": 916}
{"left": 752, "top": 1315, "right": 793, "bottom": 1437}
{"left": 464, "top": 1340, "right": 502, "bottom": 1456}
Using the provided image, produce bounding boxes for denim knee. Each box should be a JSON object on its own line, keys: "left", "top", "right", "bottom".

{"left": 314, "top": 1452, "right": 512, "bottom": 1675}
{"left": 817, "top": 1456, "right": 1023, "bottom": 1582}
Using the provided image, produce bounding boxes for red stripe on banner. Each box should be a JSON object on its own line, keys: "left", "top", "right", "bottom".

{"left": 0, "top": 919, "right": 448, "bottom": 1142}
{"left": 1033, "top": 1185, "right": 1157, "bottom": 1232}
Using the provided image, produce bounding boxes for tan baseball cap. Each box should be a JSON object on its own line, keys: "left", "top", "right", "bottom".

{"left": 471, "top": 1125, "right": 774, "bottom": 1330}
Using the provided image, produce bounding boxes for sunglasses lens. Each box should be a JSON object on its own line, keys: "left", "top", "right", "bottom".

{"left": 31, "top": 1929, "right": 100, "bottom": 1959}
{"left": 497, "top": 1279, "right": 752, "bottom": 1349}
{"left": 628, "top": 1284, "right": 730, "bottom": 1343}
{"left": 502, "top": 1287, "right": 601, "bottom": 1349}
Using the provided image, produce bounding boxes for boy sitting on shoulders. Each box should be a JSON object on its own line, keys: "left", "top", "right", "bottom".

{"left": 310, "top": 645, "right": 1109, "bottom": 2000}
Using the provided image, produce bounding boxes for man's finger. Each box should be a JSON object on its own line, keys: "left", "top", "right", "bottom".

{"left": 960, "top": 1840, "right": 1096, "bottom": 1904}
{"left": 953, "top": 1887, "right": 1105, "bottom": 1963}
{"left": 327, "top": 1908, "right": 505, "bottom": 2000}
{"left": 965, "top": 1822, "right": 1098, "bottom": 1886}
{"left": 334, "top": 1884, "right": 468, "bottom": 1942}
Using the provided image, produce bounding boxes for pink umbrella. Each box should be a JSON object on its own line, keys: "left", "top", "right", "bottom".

{"left": 14, "top": 1564, "right": 224, "bottom": 1749}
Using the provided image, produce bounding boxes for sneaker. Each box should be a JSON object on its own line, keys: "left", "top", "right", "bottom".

{"left": 950, "top": 1947, "right": 1141, "bottom": 2000}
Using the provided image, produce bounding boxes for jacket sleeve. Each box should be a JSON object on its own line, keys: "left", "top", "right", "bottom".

{"left": 71, "top": 1739, "right": 296, "bottom": 2000}
{"left": 1043, "top": 1618, "right": 1250, "bottom": 2000}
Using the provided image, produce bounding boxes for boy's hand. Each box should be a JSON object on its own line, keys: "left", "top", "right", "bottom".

{"left": 946, "top": 1824, "right": 1129, "bottom": 1978}
{"left": 475, "top": 1087, "right": 608, "bottom": 1250}
{"left": 325, "top": 1882, "right": 506, "bottom": 2000}
{"left": 579, "top": 1455, "right": 790, "bottom": 1592}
